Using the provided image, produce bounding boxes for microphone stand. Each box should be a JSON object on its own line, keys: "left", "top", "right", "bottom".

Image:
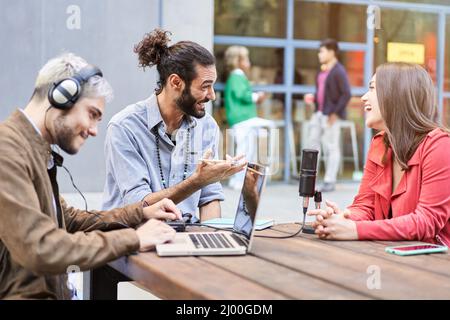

{"left": 301, "top": 190, "right": 322, "bottom": 234}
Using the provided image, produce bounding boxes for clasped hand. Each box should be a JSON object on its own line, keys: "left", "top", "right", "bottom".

{"left": 307, "top": 200, "right": 358, "bottom": 240}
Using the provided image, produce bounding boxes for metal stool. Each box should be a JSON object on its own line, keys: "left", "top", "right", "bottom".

{"left": 300, "top": 119, "right": 359, "bottom": 175}
{"left": 338, "top": 120, "right": 359, "bottom": 174}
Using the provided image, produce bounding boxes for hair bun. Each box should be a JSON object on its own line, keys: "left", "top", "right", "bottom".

{"left": 134, "top": 28, "right": 172, "bottom": 69}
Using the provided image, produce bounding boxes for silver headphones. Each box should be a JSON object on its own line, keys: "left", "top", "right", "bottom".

{"left": 47, "top": 66, "right": 103, "bottom": 110}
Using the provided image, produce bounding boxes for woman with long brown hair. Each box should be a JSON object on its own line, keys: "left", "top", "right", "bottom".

{"left": 308, "top": 62, "right": 450, "bottom": 246}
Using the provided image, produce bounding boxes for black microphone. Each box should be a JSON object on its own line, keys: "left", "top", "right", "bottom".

{"left": 299, "top": 149, "right": 319, "bottom": 213}
{"left": 298, "top": 149, "right": 319, "bottom": 234}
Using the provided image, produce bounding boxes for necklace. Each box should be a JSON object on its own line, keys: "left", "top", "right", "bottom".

{"left": 153, "top": 126, "right": 190, "bottom": 189}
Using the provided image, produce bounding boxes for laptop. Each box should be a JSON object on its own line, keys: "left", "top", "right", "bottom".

{"left": 156, "top": 162, "right": 267, "bottom": 256}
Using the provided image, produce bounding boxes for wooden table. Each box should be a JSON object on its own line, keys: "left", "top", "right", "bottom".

{"left": 97, "top": 224, "right": 450, "bottom": 300}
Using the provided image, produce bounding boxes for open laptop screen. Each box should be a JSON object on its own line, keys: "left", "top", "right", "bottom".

{"left": 232, "top": 163, "right": 267, "bottom": 239}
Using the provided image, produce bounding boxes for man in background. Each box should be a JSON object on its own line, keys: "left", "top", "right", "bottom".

{"left": 304, "top": 39, "right": 351, "bottom": 192}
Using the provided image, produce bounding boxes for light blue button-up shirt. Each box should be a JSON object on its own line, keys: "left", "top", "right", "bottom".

{"left": 102, "top": 94, "right": 225, "bottom": 219}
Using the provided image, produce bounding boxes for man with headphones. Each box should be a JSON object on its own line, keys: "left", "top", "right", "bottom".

{"left": 0, "top": 53, "right": 181, "bottom": 300}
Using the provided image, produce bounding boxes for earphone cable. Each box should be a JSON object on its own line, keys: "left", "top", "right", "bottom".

{"left": 60, "top": 163, "right": 130, "bottom": 230}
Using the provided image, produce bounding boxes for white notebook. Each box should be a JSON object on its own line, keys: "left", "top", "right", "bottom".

{"left": 203, "top": 218, "right": 274, "bottom": 230}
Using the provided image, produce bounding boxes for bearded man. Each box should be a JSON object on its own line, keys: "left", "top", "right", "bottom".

{"left": 0, "top": 53, "right": 181, "bottom": 299}
{"left": 102, "top": 29, "right": 245, "bottom": 222}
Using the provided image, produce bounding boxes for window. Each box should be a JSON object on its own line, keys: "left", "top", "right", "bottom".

{"left": 294, "top": 49, "right": 365, "bottom": 87}
{"left": 214, "top": 0, "right": 449, "bottom": 181}
{"left": 445, "top": 15, "right": 450, "bottom": 91}
{"left": 294, "top": 1, "right": 367, "bottom": 43}
{"left": 214, "top": 45, "right": 284, "bottom": 84}
{"left": 384, "top": 0, "right": 450, "bottom": 4}
{"left": 444, "top": 98, "right": 450, "bottom": 127}
{"left": 374, "top": 9, "right": 438, "bottom": 84}
{"left": 215, "top": 0, "right": 286, "bottom": 38}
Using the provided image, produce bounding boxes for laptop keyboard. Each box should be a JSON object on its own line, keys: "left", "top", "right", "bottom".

{"left": 231, "top": 234, "right": 249, "bottom": 247}
{"left": 189, "top": 233, "right": 244, "bottom": 249}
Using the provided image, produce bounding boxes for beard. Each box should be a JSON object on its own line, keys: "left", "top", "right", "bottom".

{"left": 175, "top": 85, "right": 208, "bottom": 119}
{"left": 53, "top": 115, "right": 80, "bottom": 155}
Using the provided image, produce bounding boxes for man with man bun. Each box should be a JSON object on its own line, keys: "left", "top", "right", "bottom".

{"left": 102, "top": 29, "right": 245, "bottom": 221}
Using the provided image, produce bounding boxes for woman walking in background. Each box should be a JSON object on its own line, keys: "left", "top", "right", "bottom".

{"left": 224, "top": 46, "right": 274, "bottom": 189}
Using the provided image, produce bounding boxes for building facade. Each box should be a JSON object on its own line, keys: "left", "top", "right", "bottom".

{"left": 1, "top": 0, "right": 449, "bottom": 189}
{"left": 213, "top": 0, "right": 450, "bottom": 181}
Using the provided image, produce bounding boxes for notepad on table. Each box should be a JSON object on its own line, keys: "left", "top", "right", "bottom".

{"left": 203, "top": 218, "right": 274, "bottom": 230}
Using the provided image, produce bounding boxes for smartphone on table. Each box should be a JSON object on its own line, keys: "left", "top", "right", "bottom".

{"left": 385, "top": 243, "right": 448, "bottom": 256}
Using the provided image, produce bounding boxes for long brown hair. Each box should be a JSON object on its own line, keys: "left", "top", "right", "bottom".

{"left": 376, "top": 62, "right": 449, "bottom": 170}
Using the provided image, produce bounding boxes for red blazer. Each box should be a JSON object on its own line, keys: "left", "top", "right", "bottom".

{"left": 348, "top": 128, "right": 450, "bottom": 246}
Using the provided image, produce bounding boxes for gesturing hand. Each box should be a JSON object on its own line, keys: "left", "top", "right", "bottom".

{"left": 193, "top": 149, "right": 247, "bottom": 187}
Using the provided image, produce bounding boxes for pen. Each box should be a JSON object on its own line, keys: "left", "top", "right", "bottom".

{"left": 198, "top": 158, "right": 241, "bottom": 166}
{"left": 247, "top": 166, "right": 265, "bottom": 175}
{"left": 198, "top": 159, "right": 228, "bottom": 163}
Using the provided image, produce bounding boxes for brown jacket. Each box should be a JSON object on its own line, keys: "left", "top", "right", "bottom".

{"left": 0, "top": 110, "right": 144, "bottom": 299}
